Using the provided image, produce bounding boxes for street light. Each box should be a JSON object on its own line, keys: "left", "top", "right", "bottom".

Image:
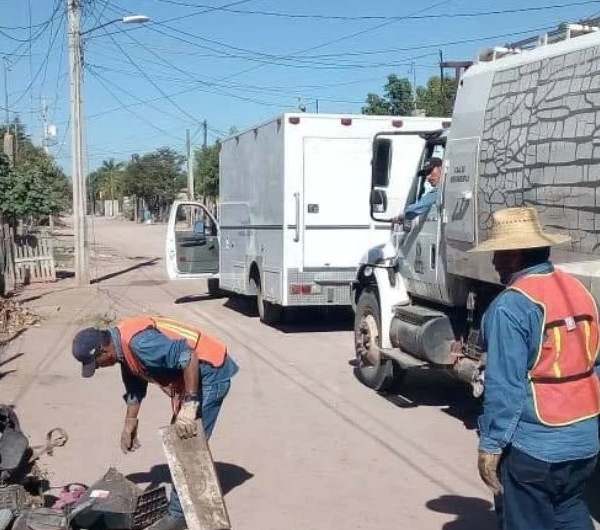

{"left": 67, "top": 2, "right": 150, "bottom": 286}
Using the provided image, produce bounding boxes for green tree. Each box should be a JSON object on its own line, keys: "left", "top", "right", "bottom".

{"left": 0, "top": 122, "right": 71, "bottom": 227}
{"left": 415, "top": 76, "right": 457, "bottom": 117}
{"left": 122, "top": 147, "right": 185, "bottom": 217}
{"left": 194, "top": 144, "right": 219, "bottom": 200}
{"left": 362, "top": 75, "right": 414, "bottom": 116}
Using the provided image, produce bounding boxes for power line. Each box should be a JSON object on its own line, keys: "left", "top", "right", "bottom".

{"left": 104, "top": 1, "right": 441, "bottom": 70}
{"left": 148, "top": 0, "right": 600, "bottom": 21}
{"left": 87, "top": 67, "right": 184, "bottom": 142}
{"left": 10, "top": 9, "right": 65, "bottom": 108}
{"left": 99, "top": 23, "right": 206, "bottom": 128}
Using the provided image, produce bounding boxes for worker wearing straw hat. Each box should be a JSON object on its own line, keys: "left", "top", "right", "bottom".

{"left": 472, "top": 207, "right": 600, "bottom": 529}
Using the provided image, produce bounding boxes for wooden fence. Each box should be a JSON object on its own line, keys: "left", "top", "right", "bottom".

{"left": 12, "top": 235, "right": 56, "bottom": 284}
{"left": 0, "top": 228, "right": 56, "bottom": 294}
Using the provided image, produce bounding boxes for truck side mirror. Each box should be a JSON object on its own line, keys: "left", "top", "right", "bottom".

{"left": 370, "top": 189, "right": 388, "bottom": 213}
{"left": 372, "top": 138, "right": 392, "bottom": 188}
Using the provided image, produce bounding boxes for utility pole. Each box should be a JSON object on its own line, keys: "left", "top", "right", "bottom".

{"left": 202, "top": 119, "right": 207, "bottom": 149}
{"left": 186, "top": 128, "right": 194, "bottom": 200}
{"left": 68, "top": 0, "right": 89, "bottom": 285}
{"left": 2, "top": 58, "right": 14, "bottom": 167}
{"left": 41, "top": 96, "right": 49, "bottom": 154}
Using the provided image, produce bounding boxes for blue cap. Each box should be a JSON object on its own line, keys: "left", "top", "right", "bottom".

{"left": 72, "top": 328, "right": 108, "bottom": 378}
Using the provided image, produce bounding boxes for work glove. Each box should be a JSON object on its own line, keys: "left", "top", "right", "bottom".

{"left": 174, "top": 401, "right": 199, "bottom": 439}
{"left": 120, "top": 418, "right": 141, "bottom": 454}
{"left": 477, "top": 451, "right": 503, "bottom": 496}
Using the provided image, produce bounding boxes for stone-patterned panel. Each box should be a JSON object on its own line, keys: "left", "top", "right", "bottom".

{"left": 479, "top": 46, "right": 600, "bottom": 252}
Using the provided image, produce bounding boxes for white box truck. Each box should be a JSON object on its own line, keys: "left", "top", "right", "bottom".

{"left": 166, "top": 113, "right": 450, "bottom": 324}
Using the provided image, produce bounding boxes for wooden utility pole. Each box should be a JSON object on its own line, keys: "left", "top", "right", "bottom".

{"left": 68, "top": 0, "right": 90, "bottom": 285}
{"left": 186, "top": 128, "right": 194, "bottom": 200}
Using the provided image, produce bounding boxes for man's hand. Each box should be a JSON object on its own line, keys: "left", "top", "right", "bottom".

{"left": 120, "top": 418, "right": 141, "bottom": 454}
{"left": 174, "top": 401, "right": 199, "bottom": 439}
{"left": 477, "top": 450, "right": 503, "bottom": 496}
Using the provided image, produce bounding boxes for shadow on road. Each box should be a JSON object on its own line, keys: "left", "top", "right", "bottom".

{"left": 378, "top": 369, "right": 481, "bottom": 430}
{"left": 585, "top": 456, "right": 600, "bottom": 524}
{"left": 175, "top": 294, "right": 214, "bottom": 305}
{"left": 426, "top": 495, "right": 496, "bottom": 529}
{"left": 91, "top": 258, "right": 160, "bottom": 285}
{"left": 127, "top": 461, "right": 253, "bottom": 495}
{"left": 222, "top": 297, "right": 354, "bottom": 333}
{"left": 0, "top": 352, "right": 24, "bottom": 369}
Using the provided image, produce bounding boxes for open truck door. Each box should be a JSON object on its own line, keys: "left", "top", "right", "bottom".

{"left": 166, "top": 200, "right": 220, "bottom": 280}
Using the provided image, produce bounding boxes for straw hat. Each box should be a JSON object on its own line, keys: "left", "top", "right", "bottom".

{"left": 469, "top": 207, "right": 571, "bottom": 253}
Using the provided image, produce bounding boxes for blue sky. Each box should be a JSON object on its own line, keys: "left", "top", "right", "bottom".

{"left": 1, "top": 0, "right": 600, "bottom": 173}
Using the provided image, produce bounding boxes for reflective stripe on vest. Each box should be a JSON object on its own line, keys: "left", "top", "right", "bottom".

{"left": 509, "top": 269, "right": 600, "bottom": 427}
{"left": 116, "top": 316, "right": 228, "bottom": 414}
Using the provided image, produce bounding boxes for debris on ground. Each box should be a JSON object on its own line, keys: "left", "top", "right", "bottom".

{"left": 0, "top": 301, "right": 39, "bottom": 342}
{"left": 71, "top": 468, "right": 168, "bottom": 530}
{"left": 0, "top": 405, "right": 69, "bottom": 528}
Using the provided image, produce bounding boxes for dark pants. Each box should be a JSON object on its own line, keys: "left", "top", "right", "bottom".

{"left": 495, "top": 446, "right": 597, "bottom": 530}
{"left": 168, "top": 381, "right": 231, "bottom": 517}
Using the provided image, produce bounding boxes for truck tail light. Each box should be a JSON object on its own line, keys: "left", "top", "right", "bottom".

{"left": 290, "top": 283, "right": 313, "bottom": 295}
{"left": 341, "top": 118, "right": 352, "bottom": 126}
{"left": 392, "top": 119, "right": 403, "bottom": 128}
{"left": 289, "top": 116, "right": 300, "bottom": 125}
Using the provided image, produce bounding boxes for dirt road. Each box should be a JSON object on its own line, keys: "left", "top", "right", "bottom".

{"left": 2, "top": 217, "right": 597, "bottom": 529}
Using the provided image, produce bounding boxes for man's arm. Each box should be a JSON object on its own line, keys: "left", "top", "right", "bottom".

{"left": 120, "top": 364, "right": 148, "bottom": 408}
{"left": 478, "top": 298, "right": 531, "bottom": 453}
{"left": 404, "top": 189, "right": 438, "bottom": 221}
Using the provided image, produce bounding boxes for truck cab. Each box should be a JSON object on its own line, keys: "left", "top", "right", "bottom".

{"left": 351, "top": 20, "right": 600, "bottom": 395}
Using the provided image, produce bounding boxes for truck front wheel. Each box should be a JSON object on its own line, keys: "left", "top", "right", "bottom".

{"left": 354, "top": 287, "right": 405, "bottom": 392}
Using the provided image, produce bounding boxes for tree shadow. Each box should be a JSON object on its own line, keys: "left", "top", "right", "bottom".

{"left": 91, "top": 258, "right": 160, "bottom": 284}
{"left": 377, "top": 369, "right": 481, "bottom": 430}
{"left": 426, "top": 495, "right": 496, "bottom": 529}
{"left": 126, "top": 462, "right": 253, "bottom": 496}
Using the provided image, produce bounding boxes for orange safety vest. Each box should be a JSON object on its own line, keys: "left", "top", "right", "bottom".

{"left": 116, "top": 316, "right": 228, "bottom": 414}
{"left": 509, "top": 270, "right": 600, "bottom": 426}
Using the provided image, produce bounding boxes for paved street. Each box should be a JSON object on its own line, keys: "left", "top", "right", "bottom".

{"left": 0, "top": 217, "right": 598, "bottom": 530}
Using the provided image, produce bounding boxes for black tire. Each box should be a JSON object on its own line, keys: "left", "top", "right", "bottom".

{"left": 251, "top": 276, "right": 283, "bottom": 325}
{"left": 353, "top": 287, "right": 406, "bottom": 392}
{"left": 207, "top": 278, "right": 222, "bottom": 297}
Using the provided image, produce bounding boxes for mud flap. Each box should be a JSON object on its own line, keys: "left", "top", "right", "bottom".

{"left": 160, "top": 421, "right": 230, "bottom": 530}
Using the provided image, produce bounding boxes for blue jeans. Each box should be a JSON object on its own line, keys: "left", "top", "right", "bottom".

{"left": 495, "top": 446, "right": 597, "bottom": 530}
{"left": 168, "top": 381, "right": 231, "bottom": 517}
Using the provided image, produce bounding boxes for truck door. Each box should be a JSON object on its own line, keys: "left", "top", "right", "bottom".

{"left": 166, "top": 200, "right": 220, "bottom": 280}
{"left": 302, "top": 137, "right": 372, "bottom": 268}
{"left": 442, "top": 137, "right": 479, "bottom": 244}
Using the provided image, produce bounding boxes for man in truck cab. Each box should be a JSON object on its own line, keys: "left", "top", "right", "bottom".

{"left": 472, "top": 207, "right": 600, "bottom": 530}
{"left": 392, "top": 157, "right": 442, "bottom": 224}
{"left": 72, "top": 316, "right": 239, "bottom": 530}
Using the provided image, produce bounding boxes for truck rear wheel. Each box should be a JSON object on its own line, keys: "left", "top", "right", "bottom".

{"left": 354, "top": 287, "right": 406, "bottom": 392}
{"left": 251, "top": 277, "right": 283, "bottom": 325}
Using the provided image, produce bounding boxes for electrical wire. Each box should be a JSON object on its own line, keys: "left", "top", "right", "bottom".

{"left": 148, "top": 0, "right": 600, "bottom": 21}
{"left": 87, "top": 67, "right": 184, "bottom": 142}
{"left": 99, "top": 25, "right": 206, "bottom": 128}
{"left": 10, "top": 9, "right": 66, "bottom": 108}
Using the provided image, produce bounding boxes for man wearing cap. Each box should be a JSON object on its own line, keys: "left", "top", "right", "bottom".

{"left": 392, "top": 157, "right": 442, "bottom": 224}
{"left": 72, "top": 316, "right": 238, "bottom": 530}
{"left": 472, "top": 207, "right": 600, "bottom": 529}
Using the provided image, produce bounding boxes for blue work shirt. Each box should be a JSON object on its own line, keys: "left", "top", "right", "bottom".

{"left": 404, "top": 189, "right": 438, "bottom": 220}
{"left": 109, "top": 326, "right": 239, "bottom": 406}
{"left": 478, "top": 261, "right": 600, "bottom": 463}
